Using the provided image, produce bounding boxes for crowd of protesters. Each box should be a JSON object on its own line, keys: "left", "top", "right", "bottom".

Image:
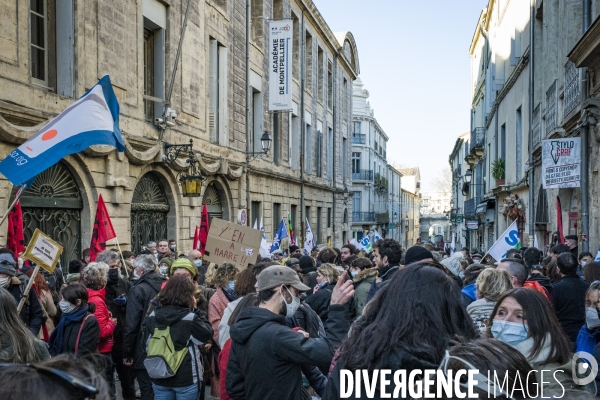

{"left": 2, "top": 233, "right": 600, "bottom": 399}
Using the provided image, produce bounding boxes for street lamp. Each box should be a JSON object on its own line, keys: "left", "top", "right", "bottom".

{"left": 164, "top": 139, "right": 204, "bottom": 197}
{"left": 246, "top": 131, "right": 272, "bottom": 160}
{"left": 343, "top": 187, "right": 349, "bottom": 205}
{"left": 394, "top": 212, "right": 398, "bottom": 241}
{"left": 464, "top": 169, "right": 472, "bottom": 184}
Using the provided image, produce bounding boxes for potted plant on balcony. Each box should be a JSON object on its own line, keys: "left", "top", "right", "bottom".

{"left": 492, "top": 159, "right": 505, "bottom": 186}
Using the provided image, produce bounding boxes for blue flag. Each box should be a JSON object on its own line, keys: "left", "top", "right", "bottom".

{"left": 0, "top": 75, "right": 124, "bottom": 186}
{"left": 270, "top": 218, "right": 289, "bottom": 253}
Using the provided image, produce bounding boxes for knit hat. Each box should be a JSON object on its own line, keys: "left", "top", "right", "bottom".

{"left": 170, "top": 258, "right": 197, "bottom": 278}
{"left": 0, "top": 254, "right": 16, "bottom": 276}
{"left": 440, "top": 252, "right": 464, "bottom": 276}
{"left": 404, "top": 246, "right": 434, "bottom": 265}
{"left": 289, "top": 245, "right": 300, "bottom": 253}
{"left": 158, "top": 258, "right": 172, "bottom": 268}
{"left": 257, "top": 265, "right": 310, "bottom": 292}
{"left": 299, "top": 255, "right": 315, "bottom": 274}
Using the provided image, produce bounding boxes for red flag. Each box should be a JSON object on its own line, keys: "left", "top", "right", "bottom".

{"left": 192, "top": 226, "right": 200, "bottom": 251}
{"left": 199, "top": 204, "right": 210, "bottom": 255}
{"left": 7, "top": 201, "right": 25, "bottom": 256}
{"left": 90, "top": 194, "right": 116, "bottom": 261}
{"left": 556, "top": 196, "right": 565, "bottom": 244}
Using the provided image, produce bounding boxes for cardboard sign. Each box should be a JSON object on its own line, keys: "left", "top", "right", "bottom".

{"left": 204, "top": 218, "right": 262, "bottom": 268}
{"left": 22, "top": 228, "right": 63, "bottom": 273}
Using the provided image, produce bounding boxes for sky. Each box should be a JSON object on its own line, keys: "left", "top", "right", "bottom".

{"left": 313, "top": 0, "right": 489, "bottom": 190}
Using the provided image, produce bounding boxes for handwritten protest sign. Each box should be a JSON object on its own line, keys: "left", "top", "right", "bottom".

{"left": 204, "top": 218, "right": 262, "bottom": 268}
{"left": 22, "top": 228, "right": 63, "bottom": 273}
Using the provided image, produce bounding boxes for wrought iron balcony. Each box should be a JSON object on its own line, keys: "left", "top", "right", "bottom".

{"left": 352, "top": 133, "right": 366, "bottom": 144}
{"left": 564, "top": 61, "right": 580, "bottom": 117}
{"left": 352, "top": 212, "right": 376, "bottom": 223}
{"left": 352, "top": 169, "right": 373, "bottom": 181}
{"left": 464, "top": 198, "right": 480, "bottom": 217}
{"left": 470, "top": 128, "right": 485, "bottom": 155}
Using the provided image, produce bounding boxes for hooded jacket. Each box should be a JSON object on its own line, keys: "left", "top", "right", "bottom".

{"left": 353, "top": 268, "right": 378, "bottom": 316}
{"left": 322, "top": 347, "right": 439, "bottom": 400}
{"left": 123, "top": 271, "right": 166, "bottom": 368}
{"left": 226, "top": 304, "right": 349, "bottom": 400}
{"left": 87, "top": 287, "right": 116, "bottom": 354}
{"left": 144, "top": 305, "right": 213, "bottom": 388}
{"left": 525, "top": 273, "right": 554, "bottom": 299}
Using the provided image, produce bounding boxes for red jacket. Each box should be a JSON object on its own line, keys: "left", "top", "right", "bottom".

{"left": 523, "top": 280, "right": 550, "bottom": 301}
{"left": 218, "top": 338, "right": 233, "bottom": 400}
{"left": 87, "top": 288, "right": 116, "bottom": 354}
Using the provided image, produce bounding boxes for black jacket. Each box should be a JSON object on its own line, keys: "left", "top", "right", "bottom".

{"left": 7, "top": 275, "right": 45, "bottom": 335}
{"left": 144, "top": 305, "right": 213, "bottom": 388}
{"left": 226, "top": 304, "right": 350, "bottom": 400}
{"left": 323, "top": 348, "right": 439, "bottom": 400}
{"left": 61, "top": 314, "right": 101, "bottom": 357}
{"left": 105, "top": 275, "right": 131, "bottom": 358}
{"left": 527, "top": 273, "right": 554, "bottom": 299}
{"left": 366, "top": 265, "right": 399, "bottom": 302}
{"left": 123, "top": 272, "right": 166, "bottom": 367}
{"left": 552, "top": 275, "right": 589, "bottom": 343}
{"left": 305, "top": 282, "right": 336, "bottom": 323}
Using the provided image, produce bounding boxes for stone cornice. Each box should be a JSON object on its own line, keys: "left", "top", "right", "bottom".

{"left": 568, "top": 14, "right": 600, "bottom": 68}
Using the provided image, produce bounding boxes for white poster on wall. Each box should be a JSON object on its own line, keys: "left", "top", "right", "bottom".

{"left": 542, "top": 138, "right": 581, "bottom": 189}
{"left": 268, "top": 19, "right": 293, "bottom": 111}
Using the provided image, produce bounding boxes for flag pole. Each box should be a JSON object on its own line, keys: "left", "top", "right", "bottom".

{"left": 0, "top": 185, "right": 26, "bottom": 229}
{"left": 113, "top": 237, "right": 130, "bottom": 279}
{"left": 17, "top": 265, "right": 39, "bottom": 313}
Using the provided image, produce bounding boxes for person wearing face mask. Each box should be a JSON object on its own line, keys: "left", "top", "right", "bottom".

{"left": 48, "top": 284, "right": 100, "bottom": 357}
{"left": 487, "top": 288, "right": 595, "bottom": 397}
{"left": 305, "top": 264, "right": 339, "bottom": 323}
{"left": 226, "top": 265, "right": 354, "bottom": 400}
{"left": 579, "top": 252, "right": 594, "bottom": 278}
{"left": 0, "top": 252, "right": 45, "bottom": 336}
{"left": 188, "top": 249, "right": 206, "bottom": 284}
{"left": 576, "top": 281, "right": 600, "bottom": 356}
{"left": 349, "top": 257, "right": 377, "bottom": 316}
{"left": 123, "top": 254, "right": 166, "bottom": 400}
{"left": 158, "top": 258, "right": 172, "bottom": 277}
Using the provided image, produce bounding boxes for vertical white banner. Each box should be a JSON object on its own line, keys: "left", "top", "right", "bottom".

{"left": 542, "top": 137, "right": 581, "bottom": 189}
{"left": 268, "top": 19, "right": 293, "bottom": 111}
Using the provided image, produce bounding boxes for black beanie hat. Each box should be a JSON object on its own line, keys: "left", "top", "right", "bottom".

{"left": 404, "top": 245, "right": 434, "bottom": 265}
{"left": 299, "top": 255, "right": 315, "bottom": 274}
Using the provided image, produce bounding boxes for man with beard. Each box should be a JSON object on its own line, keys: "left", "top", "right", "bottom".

{"left": 226, "top": 265, "right": 354, "bottom": 400}
{"left": 366, "top": 238, "right": 403, "bottom": 302}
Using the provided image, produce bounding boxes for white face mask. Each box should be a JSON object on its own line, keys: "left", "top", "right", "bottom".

{"left": 159, "top": 266, "right": 168, "bottom": 275}
{"left": 281, "top": 286, "right": 301, "bottom": 318}
{"left": 581, "top": 261, "right": 587, "bottom": 267}
{"left": 134, "top": 269, "right": 142, "bottom": 279}
{"left": 0, "top": 277, "right": 9, "bottom": 288}
{"left": 59, "top": 300, "right": 77, "bottom": 314}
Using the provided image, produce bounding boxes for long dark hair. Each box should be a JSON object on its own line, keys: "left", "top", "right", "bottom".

{"left": 159, "top": 275, "right": 196, "bottom": 308}
{"left": 488, "top": 288, "right": 571, "bottom": 365}
{"left": 341, "top": 262, "right": 478, "bottom": 371}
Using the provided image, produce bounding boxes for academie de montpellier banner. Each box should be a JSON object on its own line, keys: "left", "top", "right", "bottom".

{"left": 268, "top": 19, "right": 293, "bottom": 111}
{"left": 542, "top": 137, "right": 581, "bottom": 189}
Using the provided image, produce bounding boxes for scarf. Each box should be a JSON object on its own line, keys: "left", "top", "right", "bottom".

{"left": 48, "top": 305, "right": 89, "bottom": 356}
{"left": 222, "top": 287, "right": 238, "bottom": 302}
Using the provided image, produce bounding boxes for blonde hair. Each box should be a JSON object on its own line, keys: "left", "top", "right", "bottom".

{"left": 212, "top": 263, "right": 239, "bottom": 288}
{"left": 204, "top": 263, "right": 218, "bottom": 286}
{"left": 317, "top": 263, "right": 339, "bottom": 283}
{"left": 476, "top": 268, "right": 512, "bottom": 302}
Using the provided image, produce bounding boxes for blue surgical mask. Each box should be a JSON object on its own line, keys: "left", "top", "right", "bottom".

{"left": 491, "top": 320, "right": 529, "bottom": 346}
{"left": 350, "top": 271, "right": 358, "bottom": 278}
{"left": 194, "top": 260, "right": 202, "bottom": 267}
{"left": 227, "top": 280, "right": 236, "bottom": 292}
{"left": 586, "top": 307, "right": 600, "bottom": 329}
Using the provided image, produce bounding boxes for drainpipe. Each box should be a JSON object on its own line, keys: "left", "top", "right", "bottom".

{"left": 332, "top": 54, "right": 338, "bottom": 245}
{"left": 245, "top": 0, "right": 251, "bottom": 218}
{"left": 528, "top": 0, "right": 535, "bottom": 247}
{"left": 581, "top": 0, "right": 592, "bottom": 252}
{"left": 300, "top": 10, "right": 306, "bottom": 246}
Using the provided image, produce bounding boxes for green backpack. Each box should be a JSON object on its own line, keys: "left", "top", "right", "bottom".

{"left": 144, "top": 325, "right": 188, "bottom": 379}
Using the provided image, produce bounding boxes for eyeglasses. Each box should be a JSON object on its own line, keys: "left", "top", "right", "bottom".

{"left": 0, "top": 363, "right": 98, "bottom": 399}
{"left": 438, "top": 350, "right": 515, "bottom": 400}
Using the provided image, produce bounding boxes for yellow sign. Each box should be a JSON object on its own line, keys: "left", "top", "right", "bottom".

{"left": 22, "top": 229, "right": 63, "bottom": 274}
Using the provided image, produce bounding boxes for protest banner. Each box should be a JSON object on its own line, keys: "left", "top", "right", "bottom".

{"left": 204, "top": 218, "right": 262, "bottom": 268}
{"left": 542, "top": 138, "right": 581, "bottom": 189}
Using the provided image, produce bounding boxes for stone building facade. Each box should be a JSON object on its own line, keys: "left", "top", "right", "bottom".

{"left": 0, "top": 0, "right": 359, "bottom": 262}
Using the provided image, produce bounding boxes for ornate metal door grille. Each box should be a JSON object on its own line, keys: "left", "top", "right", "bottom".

{"left": 131, "top": 173, "right": 170, "bottom": 253}
{"left": 14, "top": 163, "right": 83, "bottom": 269}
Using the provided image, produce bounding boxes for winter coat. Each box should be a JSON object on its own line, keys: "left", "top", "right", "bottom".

{"left": 527, "top": 273, "right": 554, "bottom": 299}
{"left": 226, "top": 304, "right": 350, "bottom": 400}
{"left": 0, "top": 333, "right": 50, "bottom": 363}
{"left": 105, "top": 276, "right": 130, "bottom": 358}
{"left": 461, "top": 283, "right": 477, "bottom": 308}
{"left": 37, "top": 288, "right": 56, "bottom": 340}
{"left": 144, "top": 305, "right": 213, "bottom": 388}
{"left": 60, "top": 313, "right": 100, "bottom": 357}
{"left": 552, "top": 275, "right": 590, "bottom": 343}
{"left": 87, "top": 287, "right": 116, "bottom": 354}
{"left": 219, "top": 297, "right": 241, "bottom": 349}
{"left": 514, "top": 334, "right": 596, "bottom": 397}
{"left": 208, "top": 288, "right": 231, "bottom": 346}
{"left": 523, "top": 280, "right": 550, "bottom": 300}
{"left": 7, "top": 275, "right": 45, "bottom": 336}
{"left": 466, "top": 298, "right": 496, "bottom": 334}
{"left": 123, "top": 271, "right": 166, "bottom": 368}
{"left": 306, "top": 282, "right": 336, "bottom": 323}
{"left": 219, "top": 338, "right": 234, "bottom": 400}
{"left": 323, "top": 347, "right": 439, "bottom": 400}
{"left": 576, "top": 324, "right": 600, "bottom": 355}
{"left": 352, "top": 268, "right": 378, "bottom": 316}
{"left": 366, "top": 265, "right": 399, "bottom": 302}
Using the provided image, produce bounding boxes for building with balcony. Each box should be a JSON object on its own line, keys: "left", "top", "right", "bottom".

{"left": 449, "top": 132, "right": 470, "bottom": 251}
{"left": 350, "top": 77, "right": 391, "bottom": 240}
{"left": 0, "top": 0, "right": 360, "bottom": 258}
{"left": 398, "top": 167, "right": 421, "bottom": 249}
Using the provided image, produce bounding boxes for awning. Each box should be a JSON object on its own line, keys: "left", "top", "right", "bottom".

{"left": 475, "top": 202, "right": 488, "bottom": 214}
{"left": 466, "top": 220, "right": 480, "bottom": 230}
